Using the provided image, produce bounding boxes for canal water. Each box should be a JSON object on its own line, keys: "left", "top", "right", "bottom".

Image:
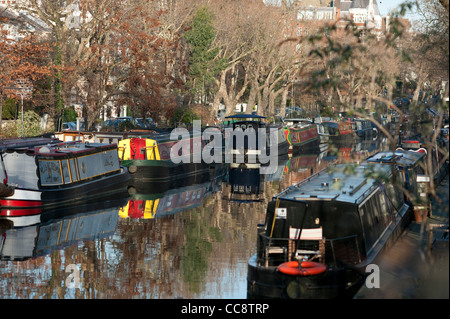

{"left": 0, "top": 137, "right": 386, "bottom": 299}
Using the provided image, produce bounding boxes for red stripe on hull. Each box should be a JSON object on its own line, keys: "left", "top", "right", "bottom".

{"left": 0, "top": 199, "right": 42, "bottom": 208}
{"left": 0, "top": 208, "right": 42, "bottom": 217}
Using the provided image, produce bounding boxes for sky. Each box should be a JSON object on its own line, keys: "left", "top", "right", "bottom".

{"left": 377, "top": 0, "right": 420, "bottom": 20}
{"left": 377, "top": 0, "right": 407, "bottom": 16}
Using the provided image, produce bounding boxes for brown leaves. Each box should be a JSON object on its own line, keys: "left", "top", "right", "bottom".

{"left": 0, "top": 27, "right": 56, "bottom": 100}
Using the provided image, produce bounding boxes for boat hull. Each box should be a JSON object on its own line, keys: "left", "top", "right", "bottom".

{"left": 247, "top": 254, "right": 365, "bottom": 299}
{"left": 0, "top": 168, "right": 130, "bottom": 215}
{"left": 122, "top": 159, "right": 215, "bottom": 183}
{"left": 246, "top": 161, "right": 415, "bottom": 299}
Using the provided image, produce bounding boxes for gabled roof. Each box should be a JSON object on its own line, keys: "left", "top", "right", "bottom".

{"left": 349, "top": 0, "right": 381, "bottom": 15}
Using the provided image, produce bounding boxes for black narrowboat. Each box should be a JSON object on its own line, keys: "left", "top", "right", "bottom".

{"left": 0, "top": 138, "right": 130, "bottom": 218}
{"left": 247, "top": 163, "right": 412, "bottom": 299}
{"left": 224, "top": 114, "right": 290, "bottom": 168}
{"left": 364, "top": 146, "right": 447, "bottom": 222}
{"left": 353, "top": 119, "right": 377, "bottom": 138}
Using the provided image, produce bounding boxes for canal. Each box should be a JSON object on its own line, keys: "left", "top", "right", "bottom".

{"left": 0, "top": 137, "right": 386, "bottom": 299}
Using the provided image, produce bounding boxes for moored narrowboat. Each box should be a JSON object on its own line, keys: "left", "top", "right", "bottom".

{"left": 117, "top": 128, "right": 223, "bottom": 183}
{"left": 224, "top": 114, "right": 290, "bottom": 168}
{"left": 353, "top": 119, "right": 377, "bottom": 138}
{"left": 283, "top": 118, "right": 320, "bottom": 153}
{"left": 321, "top": 120, "right": 356, "bottom": 143}
{"left": 365, "top": 145, "right": 448, "bottom": 222}
{"left": 0, "top": 137, "right": 130, "bottom": 217}
{"left": 247, "top": 163, "right": 412, "bottom": 299}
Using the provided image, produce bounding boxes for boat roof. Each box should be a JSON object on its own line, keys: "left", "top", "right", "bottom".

{"left": 275, "top": 163, "right": 392, "bottom": 205}
{"left": 321, "top": 121, "right": 339, "bottom": 126}
{"left": 35, "top": 141, "right": 116, "bottom": 156}
{"left": 365, "top": 149, "right": 425, "bottom": 168}
{"left": 0, "top": 137, "right": 117, "bottom": 157}
{"left": 0, "top": 137, "right": 60, "bottom": 151}
{"left": 284, "top": 118, "right": 312, "bottom": 122}
{"left": 225, "top": 114, "right": 266, "bottom": 120}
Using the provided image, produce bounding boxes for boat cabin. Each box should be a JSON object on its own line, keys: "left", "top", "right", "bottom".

{"left": 320, "top": 121, "right": 353, "bottom": 137}
{"left": 365, "top": 148, "right": 430, "bottom": 221}
{"left": 225, "top": 114, "right": 267, "bottom": 154}
{"left": 283, "top": 118, "right": 312, "bottom": 128}
{"left": 257, "top": 163, "right": 409, "bottom": 269}
{"left": 1, "top": 138, "right": 128, "bottom": 213}
{"left": 225, "top": 114, "right": 289, "bottom": 164}
{"left": 1, "top": 140, "right": 121, "bottom": 190}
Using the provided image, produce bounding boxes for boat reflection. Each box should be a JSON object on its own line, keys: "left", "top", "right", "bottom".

{"left": 0, "top": 197, "right": 127, "bottom": 261}
{"left": 324, "top": 136, "right": 388, "bottom": 164}
{"left": 119, "top": 164, "right": 226, "bottom": 220}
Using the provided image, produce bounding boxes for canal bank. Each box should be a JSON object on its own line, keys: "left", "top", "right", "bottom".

{"left": 354, "top": 172, "right": 449, "bottom": 299}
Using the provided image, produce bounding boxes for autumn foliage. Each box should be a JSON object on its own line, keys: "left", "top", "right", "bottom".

{"left": 0, "top": 20, "right": 56, "bottom": 129}
{"left": 1, "top": 0, "right": 448, "bottom": 131}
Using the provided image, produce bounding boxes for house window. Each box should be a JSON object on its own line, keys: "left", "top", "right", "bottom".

{"left": 354, "top": 14, "right": 366, "bottom": 23}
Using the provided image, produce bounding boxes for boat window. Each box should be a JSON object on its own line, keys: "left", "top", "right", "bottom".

{"left": 39, "top": 160, "right": 63, "bottom": 186}
{"left": 372, "top": 192, "right": 384, "bottom": 227}
{"left": 0, "top": 156, "right": 6, "bottom": 183}
{"left": 359, "top": 190, "right": 388, "bottom": 253}
{"left": 385, "top": 184, "right": 403, "bottom": 212}
{"left": 378, "top": 191, "right": 391, "bottom": 225}
{"left": 69, "top": 158, "right": 79, "bottom": 182}
{"left": 360, "top": 205, "right": 375, "bottom": 251}
{"left": 405, "top": 169, "right": 418, "bottom": 200}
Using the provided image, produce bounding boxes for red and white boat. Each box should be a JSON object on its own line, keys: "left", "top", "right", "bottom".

{"left": 0, "top": 137, "right": 130, "bottom": 219}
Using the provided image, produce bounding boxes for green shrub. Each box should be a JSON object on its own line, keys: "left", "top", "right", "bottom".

{"left": 1, "top": 111, "right": 43, "bottom": 138}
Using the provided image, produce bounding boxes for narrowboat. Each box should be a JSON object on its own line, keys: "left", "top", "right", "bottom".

{"left": 0, "top": 137, "right": 130, "bottom": 217}
{"left": 54, "top": 129, "right": 155, "bottom": 144}
{"left": 400, "top": 138, "right": 448, "bottom": 183}
{"left": 320, "top": 120, "right": 356, "bottom": 143}
{"left": 247, "top": 163, "right": 412, "bottom": 299}
{"left": 117, "top": 127, "right": 223, "bottom": 182}
{"left": 283, "top": 118, "right": 320, "bottom": 153}
{"left": 224, "top": 114, "right": 290, "bottom": 168}
{"left": 365, "top": 148, "right": 427, "bottom": 221}
{"left": 365, "top": 143, "right": 448, "bottom": 222}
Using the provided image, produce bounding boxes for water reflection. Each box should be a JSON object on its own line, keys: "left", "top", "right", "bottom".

{"left": 0, "top": 138, "right": 387, "bottom": 299}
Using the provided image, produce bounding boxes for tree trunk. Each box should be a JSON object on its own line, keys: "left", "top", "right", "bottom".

{"left": 0, "top": 95, "right": 3, "bottom": 132}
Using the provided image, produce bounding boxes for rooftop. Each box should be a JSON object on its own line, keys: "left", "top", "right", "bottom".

{"left": 276, "top": 163, "right": 392, "bottom": 204}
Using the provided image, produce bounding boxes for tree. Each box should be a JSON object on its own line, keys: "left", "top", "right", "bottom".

{"left": 301, "top": 0, "right": 449, "bottom": 220}
{"left": 202, "top": 0, "right": 299, "bottom": 117}
{"left": 0, "top": 21, "right": 55, "bottom": 132}
{"left": 117, "top": 0, "right": 193, "bottom": 125}
{"left": 184, "top": 6, "right": 224, "bottom": 104}
{"left": 16, "top": 0, "right": 171, "bottom": 129}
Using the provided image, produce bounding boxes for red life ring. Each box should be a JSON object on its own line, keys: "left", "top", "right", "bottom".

{"left": 278, "top": 261, "right": 326, "bottom": 276}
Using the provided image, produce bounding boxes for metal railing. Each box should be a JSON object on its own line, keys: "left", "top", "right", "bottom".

{"left": 256, "top": 231, "right": 362, "bottom": 268}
